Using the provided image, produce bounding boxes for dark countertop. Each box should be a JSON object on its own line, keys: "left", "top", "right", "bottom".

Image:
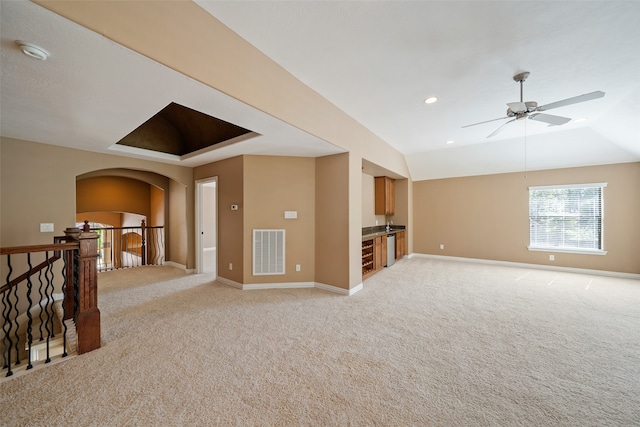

{"left": 362, "top": 225, "right": 406, "bottom": 241}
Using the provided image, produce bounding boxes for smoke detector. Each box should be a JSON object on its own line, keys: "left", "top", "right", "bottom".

{"left": 15, "top": 41, "right": 50, "bottom": 60}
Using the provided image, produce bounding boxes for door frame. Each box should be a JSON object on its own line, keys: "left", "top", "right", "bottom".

{"left": 195, "top": 177, "right": 218, "bottom": 274}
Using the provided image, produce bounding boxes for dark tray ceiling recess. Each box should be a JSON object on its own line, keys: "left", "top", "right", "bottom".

{"left": 116, "top": 102, "right": 254, "bottom": 156}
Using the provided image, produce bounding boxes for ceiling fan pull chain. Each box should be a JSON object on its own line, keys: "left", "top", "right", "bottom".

{"left": 524, "top": 119, "right": 528, "bottom": 178}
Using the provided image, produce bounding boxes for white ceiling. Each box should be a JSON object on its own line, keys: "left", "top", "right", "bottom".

{"left": 0, "top": 1, "right": 345, "bottom": 168}
{"left": 1, "top": 1, "right": 639, "bottom": 180}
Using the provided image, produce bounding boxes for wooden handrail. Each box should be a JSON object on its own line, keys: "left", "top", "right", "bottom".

{"left": 0, "top": 242, "right": 79, "bottom": 294}
{"left": 1, "top": 229, "right": 101, "bottom": 356}
{"left": 0, "top": 242, "right": 78, "bottom": 256}
{"left": 89, "top": 225, "right": 163, "bottom": 230}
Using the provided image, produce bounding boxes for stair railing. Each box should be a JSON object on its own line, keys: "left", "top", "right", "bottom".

{"left": 1, "top": 226, "right": 100, "bottom": 377}
{"left": 83, "top": 219, "right": 165, "bottom": 271}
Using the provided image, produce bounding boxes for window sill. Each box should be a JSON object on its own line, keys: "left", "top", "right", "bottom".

{"left": 528, "top": 246, "right": 608, "bottom": 256}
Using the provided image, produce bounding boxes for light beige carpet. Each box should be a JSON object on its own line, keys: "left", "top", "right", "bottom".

{"left": 1, "top": 258, "right": 639, "bottom": 426}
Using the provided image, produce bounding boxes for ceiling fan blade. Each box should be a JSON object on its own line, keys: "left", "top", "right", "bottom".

{"left": 529, "top": 113, "right": 571, "bottom": 126}
{"left": 537, "top": 91, "right": 605, "bottom": 111}
{"left": 462, "top": 116, "right": 508, "bottom": 128}
{"left": 487, "top": 118, "right": 516, "bottom": 138}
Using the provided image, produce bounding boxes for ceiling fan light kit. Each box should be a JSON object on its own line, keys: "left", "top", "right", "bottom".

{"left": 463, "top": 71, "right": 605, "bottom": 138}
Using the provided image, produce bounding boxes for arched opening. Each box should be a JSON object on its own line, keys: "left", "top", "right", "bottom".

{"left": 76, "top": 172, "right": 168, "bottom": 270}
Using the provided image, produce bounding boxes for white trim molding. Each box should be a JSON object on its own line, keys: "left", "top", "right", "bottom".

{"left": 528, "top": 246, "right": 607, "bottom": 256}
{"left": 243, "top": 282, "right": 315, "bottom": 290}
{"left": 216, "top": 276, "right": 242, "bottom": 289}
{"left": 413, "top": 253, "right": 640, "bottom": 280}
{"left": 215, "top": 277, "right": 363, "bottom": 295}
{"left": 315, "top": 282, "right": 363, "bottom": 296}
{"left": 163, "top": 261, "right": 194, "bottom": 273}
{"left": 528, "top": 182, "right": 608, "bottom": 190}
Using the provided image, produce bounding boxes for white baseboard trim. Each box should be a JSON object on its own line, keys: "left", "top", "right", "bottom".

{"left": 215, "top": 277, "right": 363, "bottom": 295}
{"left": 243, "top": 282, "right": 315, "bottom": 290}
{"left": 315, "top": 282, "right": 363, "bottom": 296}
{"left": 216, "top": 276, "right": 243, "bottom": 289}
{"left": 163, "top": 261, "right": 195, "bottom": 274}
{"left": 412, "top": 253, "right": 640, "bottom": 280}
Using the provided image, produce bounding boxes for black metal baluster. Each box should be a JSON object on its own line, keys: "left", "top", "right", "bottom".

{"left": 47, "top": 254, "right": 56, "bottom": 339}
{"left": 26, "top": 253, "right": 34, "bottom": 369}
{"left": 151, "top": 228, "right": 159, "bottom": 265}
{"left": 60, "top": 250, "right": 68, "bottom": 358}
{"left": 37, "top": 268, "right": 45, "bottom": 341}
{"left": 106, "top": 228, "right": 112, "bottom": 270}
{"left": 148, "top": 228, "right": 154, "bottom": 265}
{"left": 3, "top": 255, "right": 14, "bottom": 376}
{"left": 74, "top": 249, "right": 79, "bottom": 321}
{"left": 43, "top": 251, "right": 52, "bottom": 363}
{"left": 11, "top": 257, "right": 21, "bottom": 366}
{"left": 141, "top": 221, "right": 147, "bottom": 266}
{"left": 1, "top": 285, "right": 7, "bottom": 371}
{"left": 109, "top": 227, "right": 114, "bottom": 270}
{"left": 115, "top": 227, "right": 118, "bottom": 269}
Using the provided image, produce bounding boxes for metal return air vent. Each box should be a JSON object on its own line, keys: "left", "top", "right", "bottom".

{"left": 253, "top": 229, "right": 285, "bottom": 275}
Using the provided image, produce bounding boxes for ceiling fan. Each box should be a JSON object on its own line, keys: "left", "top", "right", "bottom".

{"left": 462, "top": 71, "right": 605, "bottom": 138}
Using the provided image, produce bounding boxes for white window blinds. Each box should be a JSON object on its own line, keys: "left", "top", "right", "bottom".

{"left": 529, "top": 183, "right": 606, "bottom": 251}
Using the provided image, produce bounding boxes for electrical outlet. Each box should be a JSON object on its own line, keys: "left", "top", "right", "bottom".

{"left": 440, "top": 244, "right": 444, "bottom": 250}
{"left": 229, "top": 263, "right": 233, "bottom": 270}
{"left": 549, "top": 255, "right": 555, "bottom": 261}
{"left": 296, "top": 264, "right": 301, "bottom": 272}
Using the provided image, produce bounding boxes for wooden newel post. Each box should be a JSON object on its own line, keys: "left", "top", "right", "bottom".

{"left": 76, "top": 226, "right": 101, "bottom": 354}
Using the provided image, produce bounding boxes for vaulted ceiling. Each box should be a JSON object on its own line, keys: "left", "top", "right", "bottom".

{"left": 1, "top": 1, "right": 639, "bottom": 180}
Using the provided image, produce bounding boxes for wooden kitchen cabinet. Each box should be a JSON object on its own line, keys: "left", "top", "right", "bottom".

{"left": 363, "top": 235, "right": 388, "bottom": 279}
{"left": 362, "top": 239, "right": 375, "bottom": 278}
{"left": 375, "top": 235, "right": 387, "bottom": 271}
{"left": 395, "top": 231, "right": 406, "bottom": 260}
{"left": 375, "top": 176, "right": 395, "bottom": 216}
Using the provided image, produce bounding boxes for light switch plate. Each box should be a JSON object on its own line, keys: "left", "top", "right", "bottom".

{"left": 40, "top": 223, "right": 54, "bottom": 232}
{"left": 284, "top": 211, "right": 297, "bottom": 219}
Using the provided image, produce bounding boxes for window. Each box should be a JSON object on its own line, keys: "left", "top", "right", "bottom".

{"left": 529, "top": 183, "right": 606, "bottom": 254}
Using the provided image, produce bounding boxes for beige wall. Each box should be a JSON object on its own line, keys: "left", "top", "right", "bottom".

{"left": 76, "top": 212, "right": 122, "bottom": 228}
{"left": 1, "top": 137, "right": 193, "bottom": 267}
{"left": 195, "top": 154, "right": 354, "bottom": 289}
{"left": 361, "top": 174, "right": 411, "bottom": 254}
{"left": 150, "top": 185, "right": 165, "bottom": 227}
{"left": 168, "top": 180, "right": 188, "bottom": 267}
{"left": 194, "top": 156, "right": 244, "bottom": 283}
{"left": 413, "top": 163, "right": 640, "bottom": 274}
{"left": 361, "top": 173, "right": 385, "bottom": 227}
{"left": 243, "top": 156, "right": 315, "bottom": 283}
{"left": 77, "top": 176, "right": 151, "bottom": 218}
{"left": 36, "top": 0, "right": 413, "bottom": 290}
{"left": 316, "top": 153, "right": 351, "bottom": 290}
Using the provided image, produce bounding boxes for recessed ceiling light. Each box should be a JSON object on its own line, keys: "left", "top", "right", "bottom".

{"left": 424, "top": 96, "right": 438, "bottom": 104}
{"left": 15, "top": 40, "right": 49, "bottom": 60}
{"left": 445, "top": 140, "right": 455, "bottom": 144}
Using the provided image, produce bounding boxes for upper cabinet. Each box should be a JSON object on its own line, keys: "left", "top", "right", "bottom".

{"left": 375, "top": 176, "right": 395, "bottom": 216}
